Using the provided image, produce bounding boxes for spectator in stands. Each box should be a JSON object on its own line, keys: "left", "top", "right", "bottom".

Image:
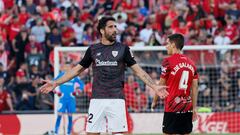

{"left": 82, "top": 24, "right": 95, "bottom": 46}
{"left": 116, "top": 15, "right": 128, "bottom": 33}
{"left": 121, "top": 24, "right": 138, "bottom": 45}
{"left": 123, "top": 34, "right": 134, "bottom": 46}
{"left": 26, "top": 74, "right": 39, "bottom": 109}
{"left": 200, "top": 35, "right": 217, "bottom": 66}
{"left": 72, "top": 18, "right": 85, "bottom": 46}
{"left": 215, "top": 90, "right": 235, "bottom": 112}
{"left": 206, "top": 14, "right": 218, "bottom": 35}
{"left": 148, "top": 30, "right": 162, "bottom": 46}
{"left": 13, "top": 63, "right": 28, "bottom": 103}
{"left": 29, "top": 64, "right": 39, "bottom": 76}
{"left": 31, "top": 17, "right": 50, "bottom": 44}
{"left": 18, "top": 6, "right": 30, "bottom": 25}
{"left": 146, "top": 71, "right": 163, "bottom": 111}
{"left": 0, "top": 63, "right": 9, "bottom": 86}
{"left": 173, "top": 19, "right": 188, "bottom": 35}
{"left": 198, "top": 73, "right": 211, "bottom": 107}
{"left": 214, "top": 28, "right": 231, "bottom": 59}
{"left": 0, "top": 0, "right": 4, "bottom": 13}
{"left": 46, "top": 27, "right": 61, "bottom": 47}
{"left": 60, "top": 21, "right": 75, "bottom": 46}
{"left": 12, "top": 27, "right": 29, "bottom": 69}
{"left": 9, "top": 15, "right": 21, "bottom": 41}
{"left": 26, "top": 0, "right": 37, "bottom": 14}
{"left": 140, "top": 52, "right": 156, "bottom": 65}
{"left": 16, "top": 89, "right": 34, "bottom": 110}
{"left": 0, "top": 38, "right": 14, "bottom": 72}
{"left": 24, "top": 35, "right": 42, "bottom": 56}
{"left": 139, "top": 21, "right": 153, "bottom": 44}
{"left": 218, "top": 60, "right": 231, "bottom": 91}
{"left": 224, "top": 16, "right": 239, "bottom": 44}
{"left": 0, "top": 78, "right": 14, "bottom": 113}
{"left": 35, "top": 74, "right": 53, "bottom": 110}
{"left": 124, "top": 75, "right": 147, "bottom": 112}
{"left": 38, "top": 59, "right": 51, "bottom": 77}
{"left": 132, "top": 85, "right": 148, "bottom": 112}
{"left": 226, "top": 1, "right": 240, "bottom": 20}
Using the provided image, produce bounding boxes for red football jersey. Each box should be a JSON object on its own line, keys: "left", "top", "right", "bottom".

{"left": 161, "top": 54, "right": 198, "bottom": 112}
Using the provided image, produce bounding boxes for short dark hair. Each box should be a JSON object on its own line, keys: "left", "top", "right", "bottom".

{"left": 97, "top": 16, "right": 116, "bottom": 35}
{"left": 168, "top": 33, "right": 185, "bottom": 50}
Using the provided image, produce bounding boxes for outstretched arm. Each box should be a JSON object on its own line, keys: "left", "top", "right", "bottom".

{"left": 40, "top": 64, "right": 85, "bottom": 93}
{"left": 55, "top": 64, "right": 85, "bottom": 85}
{"left": 130, "top": 64, "right": 168, "bottom": 99}
{"left": 151, "top": 78, "right": 166, "bottom": 111}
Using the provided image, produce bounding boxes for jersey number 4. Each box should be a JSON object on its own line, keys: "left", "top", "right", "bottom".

{"left": 179, "top": 70, "right": 189, "bottom": 90}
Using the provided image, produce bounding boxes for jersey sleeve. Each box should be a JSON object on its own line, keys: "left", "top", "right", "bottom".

{"left": 123, "top": 46, "right": 136, "bottom": 67}
{"left": 79, "top": 47, "right": 92, "bottom": 68}
{"left": 160, "top": 58, "right": 171, "bottom": 79}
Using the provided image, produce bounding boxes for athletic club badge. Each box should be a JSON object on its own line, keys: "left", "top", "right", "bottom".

{"left": 112, "top": 51, "right": 118, "bottom": 57}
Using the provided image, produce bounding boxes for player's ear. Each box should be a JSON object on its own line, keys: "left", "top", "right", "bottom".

{"left": 172, "top": 42, "right": 176, "bottom": 49}
{"left": 100, "top": 29, "right": 104, "bottom": 36}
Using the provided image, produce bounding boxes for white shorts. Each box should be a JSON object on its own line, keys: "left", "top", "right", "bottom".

{"left": 86, "top": 99, "right": 128, "bottom": 133}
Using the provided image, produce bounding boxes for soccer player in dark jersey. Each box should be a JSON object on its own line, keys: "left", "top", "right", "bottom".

{"left": 151, "top": 34, "right": 199, "bottom": 135}
{"left": 40, "top": 16, "right": 169, "bottom": 135}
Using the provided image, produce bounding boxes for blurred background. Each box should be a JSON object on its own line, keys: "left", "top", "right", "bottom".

{"left": 0, "top": 0, "right": 240, "bottom": 134}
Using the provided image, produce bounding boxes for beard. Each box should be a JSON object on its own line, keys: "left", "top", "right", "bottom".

{"left": 105, "top": 32, "right": 117, "bottom": 42}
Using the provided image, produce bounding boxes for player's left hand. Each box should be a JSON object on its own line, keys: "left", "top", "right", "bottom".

{"left": 39, "top": 79, "right": 57, "bottom": 94}
{"left": 153, "top": 85, "right": 169, "bottom": 99}
{"left": 192, "top": 109, "right": 198, "bottom": 122}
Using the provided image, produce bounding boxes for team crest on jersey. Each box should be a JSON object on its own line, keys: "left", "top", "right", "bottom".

{"left": 175, "top": 97, "right": 181, "bottom": 103}
{"left": 112, "top": 51, "right": 118, "bottom": 57}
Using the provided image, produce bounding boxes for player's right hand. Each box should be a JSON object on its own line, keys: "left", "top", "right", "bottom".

{"left": 39, "top": 79, "right": 57, "bottom": 94}
{"left": 153, "top": 85, "right": 169, "bottom": 99}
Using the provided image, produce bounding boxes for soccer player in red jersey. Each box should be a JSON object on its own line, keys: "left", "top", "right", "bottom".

{"left": 152, "top": 33, "right": 199, "bottom": 135}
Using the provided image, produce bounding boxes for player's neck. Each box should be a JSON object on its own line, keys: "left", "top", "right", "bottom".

{"left": 172, "top": 49, "right": 181, "bottom": 55}
{"left": 101, "top": 37, "right": 115, "bottom": 45}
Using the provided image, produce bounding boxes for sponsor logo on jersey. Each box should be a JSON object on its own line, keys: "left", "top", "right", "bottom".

{"left": 95, "top": 59, "right": 118, "bottom": 66}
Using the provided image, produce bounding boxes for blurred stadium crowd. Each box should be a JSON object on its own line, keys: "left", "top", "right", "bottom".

{"left": 0, "top": 0, "right": 240, "bottom": 113}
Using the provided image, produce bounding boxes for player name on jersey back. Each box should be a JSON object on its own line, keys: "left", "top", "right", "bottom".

{"left": 171, "top": 62, "right": 195, "bottom": 75}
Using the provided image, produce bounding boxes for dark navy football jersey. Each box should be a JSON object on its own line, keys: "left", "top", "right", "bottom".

{"left": 79, "top": 42, "right": 136, "bottom": 99}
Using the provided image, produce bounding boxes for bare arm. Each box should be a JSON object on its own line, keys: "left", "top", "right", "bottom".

{"left": 131, "top": 64, "right": 157, "bottom": 90}
{"left": 152, "top": 78, "right": 166, "bottom": 110}
{"left": 40, "top": 64, "right": 86, "bottom": 93}
{"left": 54, "top": 64, "right": 85, "bottom": 85}
{"left": 130, "top": 64, "right": 168, "bottom": 99}
{"left": 191, "top": 79, "right": 198, "bottom": 111}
